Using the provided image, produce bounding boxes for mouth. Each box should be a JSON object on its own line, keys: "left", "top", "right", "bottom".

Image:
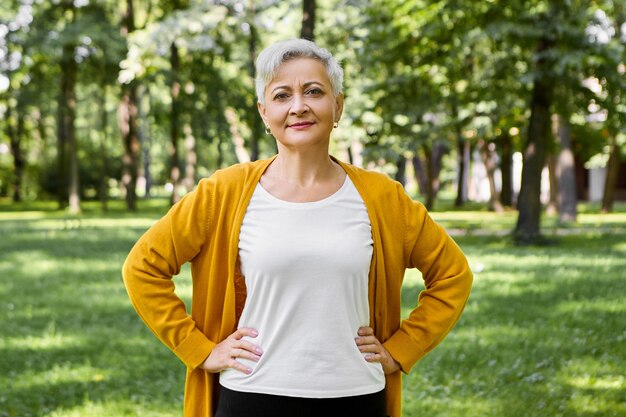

{"left": 288, "top": 122, "right": 314, "bottom": 129}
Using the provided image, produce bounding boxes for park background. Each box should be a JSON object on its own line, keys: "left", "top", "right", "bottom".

{"left": 1, "top": 0, "right": 625, "bottom": 416}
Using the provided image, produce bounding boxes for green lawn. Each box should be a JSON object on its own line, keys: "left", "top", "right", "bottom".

{"left": 1, "top": 200, "right": 625, "bottom": 416}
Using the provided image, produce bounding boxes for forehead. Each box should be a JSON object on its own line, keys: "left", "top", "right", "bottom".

{"left": 269, "top": 57, "right": 331, "bottom": 88}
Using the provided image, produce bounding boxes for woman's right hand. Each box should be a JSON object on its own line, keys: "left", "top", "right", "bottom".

{"left": 200, "top": 327, "right": 263, "bottom": 375}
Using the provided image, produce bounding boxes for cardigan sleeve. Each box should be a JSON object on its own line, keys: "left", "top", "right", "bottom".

{"left": 122, "top": 179, "right": 216, "bottom": 369}
{"left": 383, "top": 191, "right": 473, "bottom": 373}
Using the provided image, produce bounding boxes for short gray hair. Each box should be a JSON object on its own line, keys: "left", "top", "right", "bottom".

{"left": 255, "top": 38, "right": 344, "bottom": 105}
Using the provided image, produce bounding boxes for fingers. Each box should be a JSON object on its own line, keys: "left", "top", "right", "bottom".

{"left": 357, "top": 326, "right": 374, "bottom": 336}
{"left": 355, "top": 327, "right": 378, "bottom": 348}
{"left": 227, "top": 357, "right": 254, "bottom": 374}
{"left": 354, "top": 326, "right": 401, "bottom": 374}
{"left": 231, "top": 347, "right": 262, "bottom": 362}
{"left": 230, "top": 328, "right": 263, "bottom": 357}
{"left": 201, "top": 328, "right": 262, "bottom": 374}
{"left": 231, "top": 327, "right": 259, "bottom": 340}
{"left": 355, "top": 326, "right": 382, "bottom": 359}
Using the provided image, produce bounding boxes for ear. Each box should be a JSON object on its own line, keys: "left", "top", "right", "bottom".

{"left": 257, "top": 101, "right": 268, "bottom": 126}
{"left": 334, "top": 93, "right": 344, "bottom": 123}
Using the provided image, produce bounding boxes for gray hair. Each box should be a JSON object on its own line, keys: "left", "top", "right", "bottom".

{"left": 255, "top": 38, "right": 344, "bottom": 105}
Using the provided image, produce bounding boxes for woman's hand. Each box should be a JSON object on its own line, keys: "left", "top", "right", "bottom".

{"left": 200, "top": 327, "right": 263, "bottom": 375}
{"left": 355, "top": 326, "right": 401, "bottom": 374}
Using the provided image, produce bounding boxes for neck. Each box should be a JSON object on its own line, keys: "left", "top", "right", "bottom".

{"left": 272, "top": 146, "right": 337, "bottom": 187}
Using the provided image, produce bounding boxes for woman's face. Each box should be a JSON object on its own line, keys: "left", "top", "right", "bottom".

{"left": 258, "top": 57, "right": 343, "bottom": 152}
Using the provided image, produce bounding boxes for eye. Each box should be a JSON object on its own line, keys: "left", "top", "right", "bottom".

{"left": 306, "top": 87, "right": 323, "bottom": 96}
{"left": 273, "top": 92, "right": 289, "bottom": 101}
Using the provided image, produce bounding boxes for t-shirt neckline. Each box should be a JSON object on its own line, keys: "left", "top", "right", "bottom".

{"left": 255, "top": 175, "right": 351, "bottom": 209}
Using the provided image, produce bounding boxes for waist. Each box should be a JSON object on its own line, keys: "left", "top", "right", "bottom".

{"left": 219, "top": 328, "right": 385, "bottom": 397}
{"left": 215, "top": 385, "right": 387, "bottom": 417}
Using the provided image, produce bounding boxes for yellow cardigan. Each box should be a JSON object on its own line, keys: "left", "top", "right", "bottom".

{"left": 122, "top": 156, "right": 472, "bottom": 417}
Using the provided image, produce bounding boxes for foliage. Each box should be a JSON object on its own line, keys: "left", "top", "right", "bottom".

{"left": 0, "top": 0, "right": 624, "bottom": 211}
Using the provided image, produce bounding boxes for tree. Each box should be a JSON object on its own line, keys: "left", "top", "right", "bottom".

{"left": 599, "top": 2, "right": 625, "bottom": 213}
{"left": 301, "top": 0, "right": 316, "bottom": 40}
{"left": 357, "top": 0, "right": 474, "bottom": 208}
{"left": 58, "top": 0, "right": 81, "bottom": 214}
{"left": 555, "top": 115, "right": 577, "bottom": 222}
{"left": 514, "top": 36, "right": 555, "bottom": 243}
{"left": 119, "top": 0, "right": 140, "bottom": 210}
{"left": 5, "top": 89, "right": 25, "bottom": 202}
{"left": 482, "top": 1, "right": 597, "bottom": 243}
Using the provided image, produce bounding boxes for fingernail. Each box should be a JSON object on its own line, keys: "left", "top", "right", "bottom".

{"left": 251, "top": 330, "right": 258, "bottom": 337}
{"left": 246, "top": 368, "right": 253, "bottom": 374}
{"left": 255, "top": 347, "right": 263, "bottom": 355}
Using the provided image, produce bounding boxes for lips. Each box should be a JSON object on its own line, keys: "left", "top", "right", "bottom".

{"left": 288, "top": 122, "right": 314, "bottom": 129}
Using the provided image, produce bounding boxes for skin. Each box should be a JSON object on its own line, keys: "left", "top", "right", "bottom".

{"left": 200, "top": 56, "right": 400, "bottom": 376}
{"left": 258, "top": 57, "right": 346, "bottom": 203}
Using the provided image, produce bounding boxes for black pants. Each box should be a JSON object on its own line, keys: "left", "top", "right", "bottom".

{"left": 215, "top": 385, "right": 386, "bottom": 417}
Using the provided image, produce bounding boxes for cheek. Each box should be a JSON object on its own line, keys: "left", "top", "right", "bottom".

{"left": 266, "top": 106, "right": 288, "bottom": 122}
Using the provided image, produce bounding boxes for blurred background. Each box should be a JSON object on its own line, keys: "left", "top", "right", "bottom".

{"left": 1, "top": 0, "right": 625, "bottom": 224}
{"left": 0, "top": 1, "right": 625, "bottom": 416}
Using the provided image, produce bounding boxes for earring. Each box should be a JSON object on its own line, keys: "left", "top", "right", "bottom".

{"left": 333, "top": 122, "right": 338, "bottom": 128}
{"left": 265, "top": 126, "right": 271, "bottom": 135}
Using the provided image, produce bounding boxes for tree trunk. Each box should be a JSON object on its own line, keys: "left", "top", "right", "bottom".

{"left": 350, "top": 139, "right": 364, "bottom": 167}
{"left": 32, "top": 107, "right": 47, "bottom": 167}
{"left": 546, "top": 155, "right": 558, "bottom": 215}
{"left": 429, "top": 142, "right": 447, "bottom": 206}
{"left": 137, "top": 85, "right": 151, "bottom": 196}
{"left": 499, "top": 131, "right": 513, "bottom": 206}
{"left": 478, "top": 139, "right": 503, "bottom": 212}
{"left": 412, "top": 143, "right": 446, "bottom": 210}
{"left": 56, "top": 83, "right": 68, "bottom": 209}
{"left": 119, "top": 84, "right": 140, "bottom": 210}
{"left": 412, "top": 154, "right": 429, "bottom": 202}
{"left": 422, "top": 146, "right": 436, "bottom": 211}
{"left": 225, "top": 107, "right": 251, "bottom": 163}
{"left": 99, "top": 81, "right": 109, "bottom": 212}
{"left": 601, "top": 7, "right": 624, "bottom": 213}
{"left": 217, "top": 132, "right": 224, "bottom": 169}
{"left": 248, "top": 13, "right": 260, "bottom": 161}
{"left": 301, "top": 0, "right": 316, "bottom": 41}
{"left": 120, "top": 0, "right": 140, "bottom": 210}
{"left": 183, "top": 124, "right": 196, "bottom": 192}
{"left": 169, "top": 41, "right": 182, "bottom": 205}
{"left": 601, "top": 133, "right": 620, "bottom": 213}
{"left": 556, "top": 115, "right": 577, "bottom": 222}
{"left": 454, "top": 136, "right": 470, "bottom": 207}
{"left": 60, "top": 18, "right": 80, "bottom": 215}
{"left": 394, "top": 154, "right": 406, "bottom": 186}
{"left": 6, "top": 100, "right": 25, "bottom": 203}
{"left": 514, "top": 38, "right": 553, "bottom": 244}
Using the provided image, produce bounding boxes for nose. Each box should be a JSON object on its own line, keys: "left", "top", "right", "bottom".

{"left": 289, "top": 94, "right": 308, "bottom": 116}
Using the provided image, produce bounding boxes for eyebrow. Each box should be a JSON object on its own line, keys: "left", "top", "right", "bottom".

{"left": 270, "top": 81, "right": 325, "bottom": 95}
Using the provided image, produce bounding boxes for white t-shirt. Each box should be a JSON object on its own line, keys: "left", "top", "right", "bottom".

{"left": 219, "top": 176, "right": 385, "bottom": 398}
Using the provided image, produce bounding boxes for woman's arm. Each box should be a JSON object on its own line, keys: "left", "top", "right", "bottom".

{"left": 122, "top": 180, "right": 216, "bottom": 369}
{"left": 383, "top": 196, "right": 473, "bottom": 373}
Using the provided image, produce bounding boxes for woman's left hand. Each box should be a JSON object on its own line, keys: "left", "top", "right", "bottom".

{"left": 355, "top": 326, "right": 401, "bottom": 374}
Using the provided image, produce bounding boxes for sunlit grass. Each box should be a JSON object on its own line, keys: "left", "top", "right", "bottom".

{"left": 401, "top": 211, "right": 626, "bottom": 417}
{"left": 1, "top": 199, "right": 625, "bottom": 416}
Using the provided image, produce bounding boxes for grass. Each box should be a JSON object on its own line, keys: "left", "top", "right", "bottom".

{"left": 1, "top": 199, "right": 625, "bottom": 416}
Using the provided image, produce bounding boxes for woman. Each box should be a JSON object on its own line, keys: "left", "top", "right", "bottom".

{"left": 122, "top": 38, "right": 472, "bottom": 417}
